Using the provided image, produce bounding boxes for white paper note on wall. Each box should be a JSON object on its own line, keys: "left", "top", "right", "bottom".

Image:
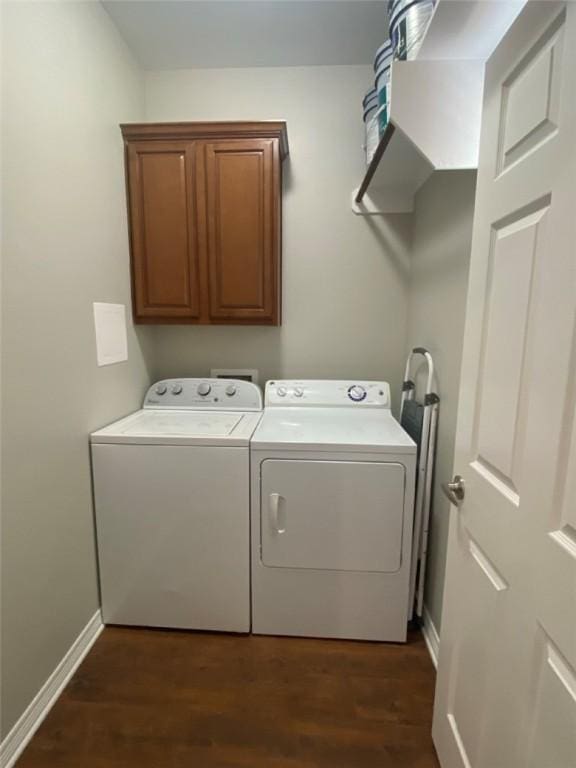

{"left": 93, "top": 302, "right": 128, "bottom": 366}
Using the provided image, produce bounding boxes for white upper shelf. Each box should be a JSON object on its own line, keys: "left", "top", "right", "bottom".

{"left": 353, "top": 58, "right": 484, "bottom": 214}
{"left": 353, "top": 0, "right": 527, "bottom": 214}
{"left": 417, "top": 0, "right": 527, "bottom": 61}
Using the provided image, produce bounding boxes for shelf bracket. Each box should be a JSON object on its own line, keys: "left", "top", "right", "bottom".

{"left": 354, "top": 122, "right": 396, "bottom": 205}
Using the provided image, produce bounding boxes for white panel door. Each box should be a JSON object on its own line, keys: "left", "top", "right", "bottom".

{"left": 433, "top": 3, "right": 576, "bottom": 768}
{"left": 260, "top": 460, "right": 405, "bottom": 572}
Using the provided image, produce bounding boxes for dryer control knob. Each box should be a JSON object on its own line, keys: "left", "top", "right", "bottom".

{"left": 225, "top": 384, "right": 237, "bottom": 397}
{"left": 277, "top": 386, "right": 287, "bottom": 397}
{"left": 155, "top": 384, "right": 167, "bottom": 395}
{"left": 293, "top": 387, "right": 304, "bottom": 398}
{"left": 197, "top": 383, "right": 212, "bottom": 397}
{"left": 171, "top": 384, "right": 183, "bottom": 395}
{"left": 348, "top": 385, "right": 367, "bottom": 402}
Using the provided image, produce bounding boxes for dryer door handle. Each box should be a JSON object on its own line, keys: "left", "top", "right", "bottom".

{"left": 269, "top": 493, "right": 286, "bottom": 534}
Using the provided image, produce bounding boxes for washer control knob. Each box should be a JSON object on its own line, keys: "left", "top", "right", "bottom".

{"left": 171, "top": 384, "right": 183, "bottom": 395}
{"left": 225, "top": 384, "right": 237, "bottom": 397}
{"left": 293, "top": 387, "right": 304, "bottom": 398}
{"left": 155, "top": 384, "right": 167, "bottom": 395}
{"left": 197, "top": 383, "right": 212, "bottom": 397}
{"left": 277, "top": 386, "right": 287, "bottom": 397}
{"left": 348, "top": 385, "right": 367, "bottom": 402}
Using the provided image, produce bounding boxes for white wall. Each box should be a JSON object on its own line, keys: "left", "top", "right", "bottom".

{"left": 406, "top": 170, "right": 476, "bottom": 632}
{"left": 1, "top": 0, "right": 152, "bottom": 736}
{"left": 144, "top": 66, "right": 412, "bottom": 403}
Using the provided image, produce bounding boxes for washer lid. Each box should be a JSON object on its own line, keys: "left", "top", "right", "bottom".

{"left": 251, "top": 408, "right": 416, "bottom": 453}
{"left": 91, "top": 409, "right": 262, "bottom": 446}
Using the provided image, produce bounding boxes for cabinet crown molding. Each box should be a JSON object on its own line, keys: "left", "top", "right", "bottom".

{"left": 120, "top": 121, "right": 289, "bottom": 160}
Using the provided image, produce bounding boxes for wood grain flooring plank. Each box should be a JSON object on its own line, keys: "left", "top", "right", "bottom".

{"left": 16, "top": 627, "right": 440, "bottom": 768}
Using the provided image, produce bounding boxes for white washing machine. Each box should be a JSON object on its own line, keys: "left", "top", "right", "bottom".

{"left": 91, "top": 378, "right": 262, "bottom": 632}
{"left": 250, "top": 380, "right": 416, "bottom": 642}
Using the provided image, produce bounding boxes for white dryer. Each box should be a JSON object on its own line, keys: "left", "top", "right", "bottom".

{"left": 91, "top": 378, "right": 262, "bottom": 632}
{"left": 250, "top": 380, "right": 416, "bottom": 642}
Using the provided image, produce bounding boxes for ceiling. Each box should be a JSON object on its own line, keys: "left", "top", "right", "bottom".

{"left": 102, "top": 1, "right": 389, "bottom": 70}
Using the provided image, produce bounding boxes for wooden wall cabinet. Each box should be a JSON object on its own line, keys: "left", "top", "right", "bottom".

{"left": 121, "top": 122, "right": 288, "bottom": 325}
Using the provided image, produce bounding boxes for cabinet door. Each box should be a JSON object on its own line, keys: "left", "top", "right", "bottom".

{"left": 127, "top": 142, "right": 200, "bottom": 321}
{"left": 203, "top": 139, "right": 280, "bottom": 324}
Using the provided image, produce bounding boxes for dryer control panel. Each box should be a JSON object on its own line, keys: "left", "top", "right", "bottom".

{"left": 265, "top": 380, "right": 390, "bottom": 408}
{"left": 143, "top": 379, "right": 263, "bottom": 411}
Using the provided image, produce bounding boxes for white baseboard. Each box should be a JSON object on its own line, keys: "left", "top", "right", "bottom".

{"left": 0, "top": 610, "right": 104, "bottom": 768}
{"left": 421, "top": 605, "right": 440, "bottom": 669}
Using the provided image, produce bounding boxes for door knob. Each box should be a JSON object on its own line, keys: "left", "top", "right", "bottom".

{"left": 442, "top": 475, "right": 465, "bottom": 506}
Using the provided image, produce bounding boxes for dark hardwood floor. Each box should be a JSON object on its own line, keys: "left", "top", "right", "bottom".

{"left": 16, "top": 627, "right": 440, "bottom": 768}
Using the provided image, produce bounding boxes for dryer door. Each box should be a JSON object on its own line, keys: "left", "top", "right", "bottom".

{"left": 260, "top": 459, "right": 405, "bottom": 573}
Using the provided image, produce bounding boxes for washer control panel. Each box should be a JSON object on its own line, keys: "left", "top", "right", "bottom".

{"left": 265, "top": 380, "right": 390, "bottom": 408}
{"left": 144, "top": 379, "right": 262, "bottom": 411}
